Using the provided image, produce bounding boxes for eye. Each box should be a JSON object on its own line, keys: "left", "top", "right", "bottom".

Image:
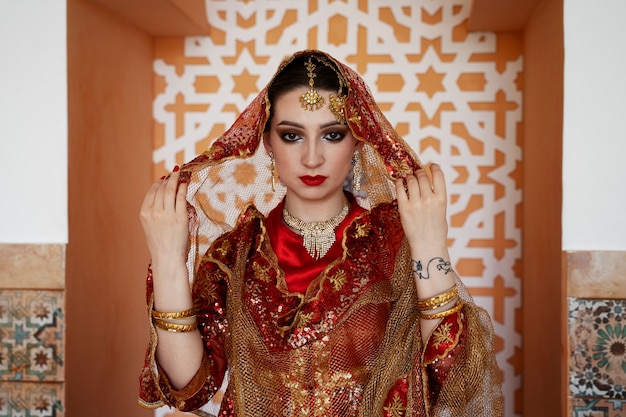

{"left": 323, "top": 131, "right": 345, "bottom": 142}
{"left": 281, "top": 132, "right": 302, "bottom": 142}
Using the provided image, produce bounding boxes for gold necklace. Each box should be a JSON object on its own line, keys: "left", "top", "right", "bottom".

{"left": 282, "top": 201, "right": 349, "bottom": 260}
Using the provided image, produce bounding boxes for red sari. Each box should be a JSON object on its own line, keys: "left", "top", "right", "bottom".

{"left": 139, "top": 198, "right": 469, "bottom": 416}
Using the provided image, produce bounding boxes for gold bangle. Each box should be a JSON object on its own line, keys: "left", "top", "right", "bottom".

{"left": 416, "top": 286, "right": 457, "bottom": 310}
{"left": 151, "top": 307, "right": 195, "bottom": 320}
{"left": 420, "top": 300, "right": 464, "bottom": 320}
{"left": 153, "top": 318, "right": 198, "bottom": 333}
{"left": 158, "top": 315, "right": 197, "bottom": 324}
{"left": 419, "top": 296, "right": 458, "bottom": 312}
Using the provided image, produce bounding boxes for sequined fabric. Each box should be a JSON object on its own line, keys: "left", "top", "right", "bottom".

{"left": 139, "top": 203, "right": 501, "bottom": 416}
{"left": 138, "top": 50, "right": 503, "bottom": 416}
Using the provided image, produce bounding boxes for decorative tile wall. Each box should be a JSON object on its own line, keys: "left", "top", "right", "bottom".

{"left": 569, "top": 298, "right": 626, "bottom": 398}
{"left": 567, "top": 251, "right": 626, "bottom": 416}
{"left": 571, "top": 398, "right": 626, "bottom": 417}
{"left": 0, "top": 291, "right": 65, "bottom": 382}
{"left": 0, "top": 382, "right": 64, "bottom": 417}
{"left": 0, "top": 244, "right": 66, "bottom": 417}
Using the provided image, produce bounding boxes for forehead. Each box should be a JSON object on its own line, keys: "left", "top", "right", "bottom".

{"left": 271, "top": 87, "right": 338, "bottom": 124}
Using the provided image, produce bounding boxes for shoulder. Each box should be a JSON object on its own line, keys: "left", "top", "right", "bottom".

{"left": 353, "top": 201, "right": 402, "bottom": 233}
{"left": 346, "top": 201, "right": 405, "bottom": 250}
{"left": 206, "top": 203, "right": 267, "bottom": 262}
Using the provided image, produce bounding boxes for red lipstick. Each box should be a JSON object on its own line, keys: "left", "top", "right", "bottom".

{"left": 300, "top": 175, "right": 327, "bottom": 186}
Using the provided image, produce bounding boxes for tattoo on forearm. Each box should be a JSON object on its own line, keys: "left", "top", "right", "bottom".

{"left": 411, "top": 257, "right": 452, "bottom": 279}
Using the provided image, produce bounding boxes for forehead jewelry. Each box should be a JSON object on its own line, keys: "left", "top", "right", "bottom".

{"left": 329, "top": 90, "right": 346, "bottom": 125}
{"left": 300, "top": 57, "right": 326, "bottom": 111}
{"left": 319, "top": 56, "right": 347, "bottom": 124}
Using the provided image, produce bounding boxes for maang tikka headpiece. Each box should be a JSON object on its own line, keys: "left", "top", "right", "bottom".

{"left": 299, "top": 56, "right": 347, "bottom": 124}
{"left": 300, "top": 57, "right": 325, "bottom": 111}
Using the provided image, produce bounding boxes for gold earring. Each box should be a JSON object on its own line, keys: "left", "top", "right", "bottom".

{"left": 352, "top": 151, "right": 362, "bottom": 193}
{"left": 300, "top": 57, "right": 325, "bottom": 111}
{"left": 270, "top": 152, "right": 276, "bottom": 192}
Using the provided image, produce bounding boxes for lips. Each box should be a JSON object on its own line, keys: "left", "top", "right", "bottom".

{"left": 300, "top": 175, "right": 327, "bottom": 186}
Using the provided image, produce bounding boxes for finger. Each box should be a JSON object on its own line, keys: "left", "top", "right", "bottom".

{"left": 415, "top": 168, "right": 433, "bottom": 194}
{"left": 429, "top": 163, "right": 447, "bottom": 197}
{"left": 151, "top": 175, "right": 170, "bottom": 211}
{"left": 395, "top": 177, "right": 409, "bottom": 204}
{"left": 141, "top": 179, "right": 163, "bottom": 210}
{"left": 405, "top": 173, "right": 422, "bottom": 198}
{"left": 162, "top": 166, "right": 181, "bottom": 210}
{"left": 175, "top": 180, "right": 188, "bottom": 213}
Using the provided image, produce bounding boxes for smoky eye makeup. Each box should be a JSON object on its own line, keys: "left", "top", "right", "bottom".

{"left": 322, "top": 131, "right": 346, "bottom": 142}
{"left": 280, "top": 131, "right": 302, "bottom": 142}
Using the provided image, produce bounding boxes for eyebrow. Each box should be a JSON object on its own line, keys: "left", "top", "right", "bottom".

{"left": 276, "top": 120, "right": 343, "bottom": 129}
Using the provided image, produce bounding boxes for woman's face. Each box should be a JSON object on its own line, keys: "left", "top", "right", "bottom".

{"left": 264, "top": 86, "right": 359, "bottom": 218}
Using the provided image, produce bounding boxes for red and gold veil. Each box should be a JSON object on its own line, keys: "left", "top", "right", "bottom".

{"left": 178, "top": 49, "right": 423, "bottom": 274}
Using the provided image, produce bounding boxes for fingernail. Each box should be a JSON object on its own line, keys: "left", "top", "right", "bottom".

{"left": 173, "top": 165, "right": 180, "bottom": 172}
{"left": 160, "top": 176, "right": 166, "bottom": 180}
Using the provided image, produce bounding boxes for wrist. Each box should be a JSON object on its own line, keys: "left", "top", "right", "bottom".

{"left": 150, "top": 258, "right": 188, "bottom": 278}
{"left": 411, "top": 256, "right": 453, "bottom": 280}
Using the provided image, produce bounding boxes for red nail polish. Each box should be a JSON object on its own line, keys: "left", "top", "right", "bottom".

{"left": 160, "top": 176, "right": 166, "bottom": 180}
{"left": 173, "top": 165, "right": 180, "bottom": 172}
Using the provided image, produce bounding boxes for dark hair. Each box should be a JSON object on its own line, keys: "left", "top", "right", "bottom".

{"left": 265, "top": 54, "right": 346, "bottom": 131}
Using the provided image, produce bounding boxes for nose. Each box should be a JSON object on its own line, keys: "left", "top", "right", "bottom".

{"left": 302, "top": 138, "right": 323, "bottom": 168}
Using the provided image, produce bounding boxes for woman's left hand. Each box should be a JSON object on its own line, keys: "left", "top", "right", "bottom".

{"left": 395, "top": 164, "right": 449, "bottom": 254}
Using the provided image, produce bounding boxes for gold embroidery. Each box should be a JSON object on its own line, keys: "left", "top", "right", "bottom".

{"left": 214, "top": 240, "right": 231, "bottom": 257}
{"left": 205, "top": 281, "right": 218, "bottom": 302}
{"left": 252, "top": 261, "right": 271, "bottom": 283}
{"left": 328, "top": 269, "right": 347, "bottom": 291}
{"left": 203, "top": 144, "right": 222, "bottom": 159}
{"left": 390, "top": 159, "right": 412, "bottom": 178}
{"left": 282, "top": 340, "right": 360, "bottom": 416}
{"left": 432, "top": 321, "right": 453, "bottom": 349}
{"left": 353, "top": 222, "right": 371, "bottom": 238}
{"left": 294, "top": 311, "right": 314, "bottom": 328}
{"left": 383, "top": 392, "right": 406, "bottom": 417}
{"left": 348, "top": 114, "right": 362, "bottom": 129}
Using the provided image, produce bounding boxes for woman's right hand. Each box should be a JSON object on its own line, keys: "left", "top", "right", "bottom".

{"left": 139, "top": 167, "right": 189, "bottom": 267}
{"left": 140, "top": 167, "right": 205, "bottom": 389}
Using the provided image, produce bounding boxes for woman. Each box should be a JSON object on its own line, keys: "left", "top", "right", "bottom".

{"left": 138, "top": 50, "right": 503, "bottom": 416}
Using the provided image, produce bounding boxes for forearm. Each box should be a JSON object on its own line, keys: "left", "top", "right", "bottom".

{"left": 410, "top": 246, "right": 456, "bottom": 344}
{"left": 151, "top": 260, "right": 205, "bottom": 390}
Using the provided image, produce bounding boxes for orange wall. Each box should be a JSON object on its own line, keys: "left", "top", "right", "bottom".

{"left": 522, "top": 0, "right": 564, "bottom": 415}
{"left": 66, "top": 0, "right": 153, "bottom": 415}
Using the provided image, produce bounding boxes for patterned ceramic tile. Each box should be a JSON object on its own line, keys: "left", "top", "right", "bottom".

{"left": 571, "top": 397, "right": 626, "bottom": 417}
{"left": 0, "top": 382, "right": 64, "bottom": 417}
{"left": 569, "top": 298, "right": 626, "bottom": 399}
{"left": 0, "top": 290, "right": 65, "bottom": 382}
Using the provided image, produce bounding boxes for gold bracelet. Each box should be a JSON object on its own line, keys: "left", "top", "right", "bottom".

{"left": 151, "top": 307, "right": 195, "bottom": 320}
{"left": 153, "top": 318, "right": 198, "bottom": 333}
{"left": 416, "top": 286, "right": 457, "bottom": 310}
{"left": 419, "top": 296, "right": 459, "bottom": 312}
{"left": 157, "top": 315, "right": 197, "bottom": 324}
{"left": 420, "top": 300, "right": 464, "bottom": 320}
